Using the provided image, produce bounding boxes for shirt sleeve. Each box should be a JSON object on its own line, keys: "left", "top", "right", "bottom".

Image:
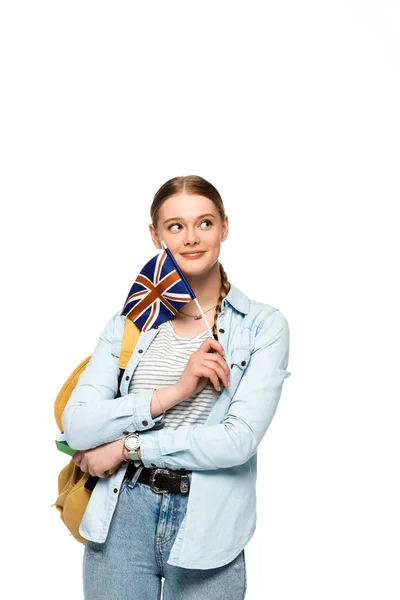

{"left": 139, "top": 309, "right": 292, "bottom": 470}
{"left": 62, "top": 312, "right": 165, "bottom": 451}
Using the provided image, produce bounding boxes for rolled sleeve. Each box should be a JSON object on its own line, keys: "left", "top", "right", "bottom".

{"left": 129, "top": 389, "right": 164, "bottom": 431}
{"left": 139, "top": 430, "right": 166, "bottom": 468}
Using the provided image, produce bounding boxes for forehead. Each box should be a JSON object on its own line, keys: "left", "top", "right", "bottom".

{"left": 160, "top": 194, "right": 217, "bottom": 220}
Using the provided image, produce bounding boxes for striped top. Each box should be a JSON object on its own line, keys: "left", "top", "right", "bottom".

{"left": 128, "top": 319, "right": 215, "bottom": 430}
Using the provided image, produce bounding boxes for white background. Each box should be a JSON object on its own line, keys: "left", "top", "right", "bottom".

{"left": 1, "top": 1, "right": 399, "bottom": 598}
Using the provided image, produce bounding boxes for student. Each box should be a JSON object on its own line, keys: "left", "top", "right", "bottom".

{"left": 63, "top": 174, "right": 292, "bottom": 600}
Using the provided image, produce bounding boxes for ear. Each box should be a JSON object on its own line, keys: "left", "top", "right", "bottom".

{"left": 149, "top": 224, "right": 162, "bottom": 250}
{"left": 221, "top": 215, "right": 229, "bottom": 243}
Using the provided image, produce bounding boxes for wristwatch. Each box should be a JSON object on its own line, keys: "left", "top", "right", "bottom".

{"left": 124, "top": 432, "right": 141, "bottom": 462}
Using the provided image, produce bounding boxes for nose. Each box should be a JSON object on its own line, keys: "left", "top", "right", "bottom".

{"left": 184, "top": 227, "right": 200, "bottom": 246}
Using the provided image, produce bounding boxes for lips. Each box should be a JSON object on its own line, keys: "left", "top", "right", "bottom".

{"left": 181, "top": 251, "right": 206, "bottom": 256}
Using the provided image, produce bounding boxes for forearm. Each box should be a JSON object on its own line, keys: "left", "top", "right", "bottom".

{"left": 151, "top": 384, "right": 188, "bottom": 415}
{"left": 139, "top": 384, "right": 284, "bottom": 471}
{"left": 63, "top": 384, "right": 185, "bottom": 451}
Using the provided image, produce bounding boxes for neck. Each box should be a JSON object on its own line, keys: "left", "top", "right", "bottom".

{"left": 178, "top": 262, "right": 223, "bottom": 316}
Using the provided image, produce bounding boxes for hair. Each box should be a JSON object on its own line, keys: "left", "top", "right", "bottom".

{"left": 150, "top": 175, "right": 231, "bottom": 337}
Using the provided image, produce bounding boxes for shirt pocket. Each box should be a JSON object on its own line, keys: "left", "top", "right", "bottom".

{"left": 227, "top": 347, "right": 251, "bottom": 398}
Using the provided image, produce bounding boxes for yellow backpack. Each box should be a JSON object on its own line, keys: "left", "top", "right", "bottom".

{"left": 54, "top": 316, "right": 141, "bottom": 544}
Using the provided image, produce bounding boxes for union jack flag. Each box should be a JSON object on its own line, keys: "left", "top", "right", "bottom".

{"left": 121, "top": 245, "right": 196, "bottom": 332}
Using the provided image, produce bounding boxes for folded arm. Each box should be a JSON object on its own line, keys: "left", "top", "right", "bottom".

{"left": 62, "top": 312, "right": 165, "bottom": 451}
{"left": 139, "top": 309, "right": 292, "bottom": 470}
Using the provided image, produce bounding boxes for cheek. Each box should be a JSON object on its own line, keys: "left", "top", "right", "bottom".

{"left": 208, "top": 233, "right": 222, "bottom": 250}
{"left": 164, "top": 236, "right": 182, "bottom": 254}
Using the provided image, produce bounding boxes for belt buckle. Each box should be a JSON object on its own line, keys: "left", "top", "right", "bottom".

{"left": 180, "top": 473, "right": 190, "bottom": 494}
{"left": 149, "top": 468, "right": 171, "bottom": 493}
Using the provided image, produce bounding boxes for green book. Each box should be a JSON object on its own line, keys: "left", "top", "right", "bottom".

{"left": 55, "top": 432, "right": 77, "bottom": 457}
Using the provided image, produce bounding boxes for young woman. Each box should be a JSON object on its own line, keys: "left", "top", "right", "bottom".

{"left": 63, "top": 175, "right": 292, "bottom": 600}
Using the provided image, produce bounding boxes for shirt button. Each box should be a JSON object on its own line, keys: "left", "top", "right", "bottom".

{"left": 125, "top": 375, "right": 130, "bottom": 381}
{"left": 154, "top": 325, "right": 159, "bottom": 329}
{"left": 142, "top": 420, "right": 148, "bottom": 426}
{"left": 123, "top": 431, "right": 129, "bottom": 435}
{"left": 219, "top": 328, "right": 225, "bottom": 334}
{"left": 241, "top": 361, "right": 247, "bottom": 366}
{"left": 151, "top": 463, "right": 156, "bottom": 467}
{"left": 138, "top": 349, "right": 143, "bottom": 353}
{"left": 113, "top": 488, "right": 118, "bottom": 493}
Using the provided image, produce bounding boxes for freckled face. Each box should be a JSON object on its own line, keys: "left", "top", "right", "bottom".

{"left": 153, "top": 194, "right": 228, "bottom": 276}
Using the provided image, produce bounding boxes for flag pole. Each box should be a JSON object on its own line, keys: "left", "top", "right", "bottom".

{"left": 192, "top": 297, "right": 214, "bottom": 338}
{"left": 161, "top": 241, "right": 214, "bottom": 339}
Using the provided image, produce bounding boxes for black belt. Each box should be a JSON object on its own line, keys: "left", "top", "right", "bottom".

{"left": 125, "top": 461, "right": 192, "bottom": 494}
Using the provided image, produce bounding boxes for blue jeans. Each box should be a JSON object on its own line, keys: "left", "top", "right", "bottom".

{"left": 83, "top": 469, "right": 247, "bottom": 599}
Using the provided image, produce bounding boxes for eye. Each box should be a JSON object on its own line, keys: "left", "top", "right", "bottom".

{"left": 200, "top": 219, "right": 212, "bottom": 228}
{"left": 168, "top": 219, "right": 213, "bottom": 232}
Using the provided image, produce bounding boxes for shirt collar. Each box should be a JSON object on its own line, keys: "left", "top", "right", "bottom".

{"left": 223, "top": 283, "right": 250, "bottom": 315}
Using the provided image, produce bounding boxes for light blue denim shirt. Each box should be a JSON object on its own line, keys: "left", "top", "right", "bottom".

{"left": 62, "top": 283, "right": 292, "bottom": 570}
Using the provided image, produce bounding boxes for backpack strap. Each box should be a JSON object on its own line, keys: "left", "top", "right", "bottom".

{"left": 84, "top": 317, "right": 141, "bottom": 492}
{"left": 119, "top": 317, "right": 141, "bottom": 370}
{"left": 115, "top": 317, "right": 141, "bottom": 399}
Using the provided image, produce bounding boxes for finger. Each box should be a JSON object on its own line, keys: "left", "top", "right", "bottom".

{"left": 200, "top": 337, "right": 225, "bottom": 356}
{"left": 202, "top": 359, "right": 230, "bottom": 389}
{"left": 201, "top": 350, "right": 230, "bottom": 374}
{"left": 73, "top": 450, "right": 82, "bottom": 464}
{"left": 200, "top": 366, "right": 223, "bottom": 392}
{"left": 201, "top": 353, "right": 231, "bottom": 382}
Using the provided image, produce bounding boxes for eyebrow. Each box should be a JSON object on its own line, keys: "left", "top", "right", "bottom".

{"left": 163, "top": 213, "right": 216, "bottom": 226}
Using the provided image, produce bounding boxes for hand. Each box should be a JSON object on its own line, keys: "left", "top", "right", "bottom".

{"left": 175, "top": 337, "right": 230, "bottom": 399}
{"left": 72, "top": 439, "right": 125, "bottom": 478}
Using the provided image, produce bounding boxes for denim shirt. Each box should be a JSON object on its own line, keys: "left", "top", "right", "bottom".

{"left": 62, "top": 283, "right": 292, "bottom": 570}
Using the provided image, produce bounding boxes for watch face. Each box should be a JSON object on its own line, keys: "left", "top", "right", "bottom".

{"left": 125, "top": 434, "right": 140, "bottom": 451}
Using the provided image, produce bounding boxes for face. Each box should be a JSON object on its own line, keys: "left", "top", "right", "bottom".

{"left": 149, "top": 193, "right": 229, "bottom": 278}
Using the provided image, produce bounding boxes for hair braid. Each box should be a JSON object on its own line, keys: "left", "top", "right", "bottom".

{"left": 212, "top": 262, "right": 231, "bottom": 337}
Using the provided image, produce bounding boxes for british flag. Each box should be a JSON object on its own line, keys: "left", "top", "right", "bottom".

{"left": 121, "top": 245, "right": 196, "bottom": 332}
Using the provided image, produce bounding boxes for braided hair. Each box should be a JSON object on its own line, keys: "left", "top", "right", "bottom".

{"left": 212, "top": 262, "right": 231, "bottom": 337}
